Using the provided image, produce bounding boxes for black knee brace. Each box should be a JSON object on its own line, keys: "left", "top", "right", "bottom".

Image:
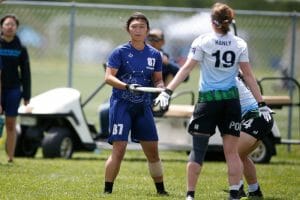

{"left": 188, "top": 134, "right": 209, "bottom": 165}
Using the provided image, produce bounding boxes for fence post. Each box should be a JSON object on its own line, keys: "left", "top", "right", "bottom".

{"left": 287, "top": 12, "right": 297, "bottom": 152}
{"left": 68, "top": 2, "right": 76, "bottom": 87}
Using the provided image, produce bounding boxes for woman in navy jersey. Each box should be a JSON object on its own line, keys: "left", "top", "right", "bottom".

{"left": 103, "top": 12, "right": 168, "bottom": 195}
{"left": 0, "top": 14, "right": 31, "bottom": 163}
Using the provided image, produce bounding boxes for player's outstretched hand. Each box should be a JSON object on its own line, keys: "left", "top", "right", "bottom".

{"left": 258, "top": 102, "right": 274, "bottom": 122}
{"left": 154, "top": 89, "right": 173, "bottom": 110}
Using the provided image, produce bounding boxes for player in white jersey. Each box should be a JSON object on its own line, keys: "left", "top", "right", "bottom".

{"left": 155, "top": 3, "right": 272, "bottom": 200}
{"left": 236, "top": 75, "right": 274, "bottom": 199}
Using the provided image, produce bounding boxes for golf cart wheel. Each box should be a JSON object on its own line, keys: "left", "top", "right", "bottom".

{"left": 249, "top": 137, "right": 274, "bottom": 163}
{"left": 42, "top": 127, "right": 74, "bottom": 159}
{"left": 14, "top": 126, "right": 39, "bottom": 157}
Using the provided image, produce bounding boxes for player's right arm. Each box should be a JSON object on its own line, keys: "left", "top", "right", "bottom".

{"left": 105, "top": 67, "right": 127, "bottom": 90}
{"left": 166, "top": 57, "right": 197, "bottom": 91}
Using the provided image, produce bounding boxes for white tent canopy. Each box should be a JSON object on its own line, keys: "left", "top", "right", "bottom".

{"left": 165, "top": 12, "right": 212, "bottom": 40}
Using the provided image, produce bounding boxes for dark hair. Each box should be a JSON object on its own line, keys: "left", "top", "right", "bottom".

{"left": 0, "top": 14, "right": 19, "bottom": 27}
{"left": 126, "top": 12, "right": 150, "bottom": 31}
{"left": 211, "top": 3, "right": 234, "bottom": 34}
{"left": 147, "top": 28, "right": 164, "bottom": 42}
{"left": 147, "top": 35, "right": 163, "bottom": 43}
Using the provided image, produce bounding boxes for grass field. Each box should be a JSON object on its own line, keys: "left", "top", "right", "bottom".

{"left": 0, "top": 58, "right": 297, "bottom": 199}
{"left": 0, "top": 56, "right": 297, "bottom": 200}
{"left": 0, "top": 145, "right": 299, "bottom": 200}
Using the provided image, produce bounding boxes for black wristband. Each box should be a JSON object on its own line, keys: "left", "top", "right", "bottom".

{"left": 165, "top": 89, "right": 173, "bottom": 96}
{"left": 258, "top": 102, "right": 266, "bottom": 107}
{"left": 125, "top": 84, "right": 129, "bottom": 90}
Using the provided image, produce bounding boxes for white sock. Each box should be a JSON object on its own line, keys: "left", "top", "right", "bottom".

{"left": 248, "top": 183, "right": 259, "bottom": 192}
{"left": 229, "top": 184, "right": 240, "bottom": 191}
{"left": 239, "top": 180, "right": 244, "bottom": 188}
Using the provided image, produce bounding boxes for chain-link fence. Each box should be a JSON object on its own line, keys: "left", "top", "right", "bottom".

{"left": 1, "top": 1, "right": 299, "bottom": 144}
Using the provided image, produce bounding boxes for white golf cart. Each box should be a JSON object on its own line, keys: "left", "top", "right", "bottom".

{"left": 16, "top": 87, "right": 99, "bottom": 159}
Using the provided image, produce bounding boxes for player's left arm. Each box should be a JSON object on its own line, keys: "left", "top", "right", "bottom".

{"left": 152, "top": 71, "right": 164, "bottom": 88}
{"left": 20, "top": 46, "right": 31, "bottom": 104}
{"left": 239, "top": 62, "right": 263, "bottom": 103}
{"left": 240, "top": 62, "right": 274, "bottom": 122}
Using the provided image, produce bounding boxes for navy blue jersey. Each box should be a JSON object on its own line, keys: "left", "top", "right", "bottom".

{"left": 107, "top": 42, "right": 162, "bottom": 104}
{"left": 0, "top": 55, "right": 3, "bottom": 70}
{"left": 0, "top": 36, "right": 31, "bottom": 100}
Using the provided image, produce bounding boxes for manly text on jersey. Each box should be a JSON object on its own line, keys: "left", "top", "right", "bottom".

{"left": 215, "top": 40, "right": 231, "bottom": 46}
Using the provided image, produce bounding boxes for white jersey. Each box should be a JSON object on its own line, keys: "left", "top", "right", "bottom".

{"left": 188, "top": 32, "right": 249, "bottom": 92}
{"left": 236, "top": 77, "right": 258, "bottom": 116}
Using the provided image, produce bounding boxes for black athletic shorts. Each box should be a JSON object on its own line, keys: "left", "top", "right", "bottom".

{"left": 241, "top": 109, "right": 274, "bottom": 140}
{"left": 188, "top": 99, "right": 241, "bottom": 137}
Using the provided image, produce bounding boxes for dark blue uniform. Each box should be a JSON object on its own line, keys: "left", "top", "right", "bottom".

{"left": 0, "top": 36, "right": 31, "bottom": 116}
{"left": 107, "top": 42, "right": 162, "bottom": 143}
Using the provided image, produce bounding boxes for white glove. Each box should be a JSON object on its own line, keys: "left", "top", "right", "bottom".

{"left": 154, "top": 89, "right": 173, "bottom": 110}
{"left": 258, "top": 102, "right": 273, "bottom": 122}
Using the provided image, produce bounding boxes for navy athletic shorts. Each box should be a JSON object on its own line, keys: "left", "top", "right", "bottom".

{"left": 2, "top": 88, "right": 22, "bottom": 117}
{"left": 108, "top": 99, "right": 158, "bottom": 144}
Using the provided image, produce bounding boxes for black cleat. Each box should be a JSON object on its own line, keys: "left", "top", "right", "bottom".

{"left": 238, "top": 184, "right": 247, "bottom": 198}
{"left": 248, "top": 186, "right": 263, "bottom": 199}
{"left": 229, "top": 190, "right": 240, "bottom": 200}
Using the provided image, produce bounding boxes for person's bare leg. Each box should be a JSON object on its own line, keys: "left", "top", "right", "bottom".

{"left": 223, "top": 134, "right": 243, "bottom": 186}
{"left": 5, "top": 116, "right": 17, "bottom": 162}
{"left": 141, "top": 141, "right": 167, "bottom": 194}
{"left": 238, "top": 133, "right": 263, "bottom": 196}
{"left": 223, "top": 134, "right": 243, "bottom": 199}
{"left": 238, "top": 132, "right": 260, "bottom": 185}
{"left": 238, "top": 132, "right": 264, "bottom": 198}
{"left": 104, "top": 141, "right": 127, "bottom": 193}
{"left": 186, "top": 161, "right": 202, "bottom": 192}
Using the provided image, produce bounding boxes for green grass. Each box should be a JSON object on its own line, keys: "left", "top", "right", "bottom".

{"left": 0, "top": 54, "right": 297, "bottom": 200}
{"left": 0, "top": 63, "right": 295, "bottom": 199}
{"left": 0, "top": 145, "right": 299, "bottom": 200}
